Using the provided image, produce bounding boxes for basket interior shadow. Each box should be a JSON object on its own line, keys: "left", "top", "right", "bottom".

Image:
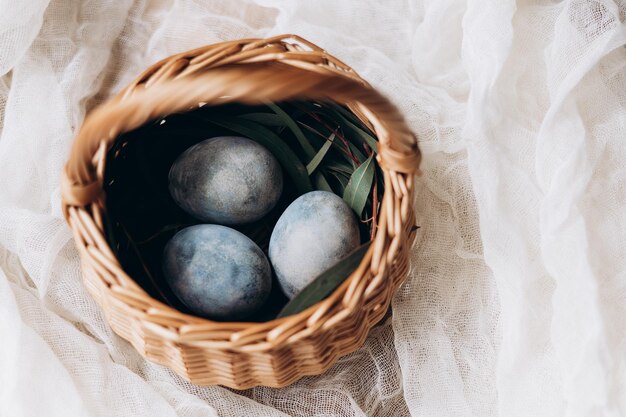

{"left": 103, "top": 101, "right": 384, "bottom": 322}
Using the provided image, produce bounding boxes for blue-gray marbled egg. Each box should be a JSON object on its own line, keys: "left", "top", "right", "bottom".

{"left": 162, "top": 224, "right": 272, "bottom": 320}
{"left": 268, "top": 191, "right": 361, "bottom": 299}
{"left": 168, "top": 136, "right": 283, "bottom": 225}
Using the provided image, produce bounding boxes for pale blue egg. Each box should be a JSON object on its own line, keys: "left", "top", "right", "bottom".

{"left": 163, "top": 224, "right": 271, "bottom": 320}
{"left": 269, "top": 191, "right": 360, "bottom": 299}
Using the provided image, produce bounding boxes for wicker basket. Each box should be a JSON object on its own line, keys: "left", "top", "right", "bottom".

{"left": 61, "top": 34, "right": 421, "bottom": 389}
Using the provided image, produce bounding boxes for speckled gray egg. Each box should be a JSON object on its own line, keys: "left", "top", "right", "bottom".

{"left": 169, "top": 136, "right": 283, "bottom": 225}
{"left": 162, "top": 224, "right": 271, "bottom": 320}
{"left": 269, "top": 191, "right": 360, "bottom": 299}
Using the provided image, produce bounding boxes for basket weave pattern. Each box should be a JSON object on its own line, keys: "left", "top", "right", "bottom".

{"left": 61, "top": 35, "right": 421, "bottom": 389}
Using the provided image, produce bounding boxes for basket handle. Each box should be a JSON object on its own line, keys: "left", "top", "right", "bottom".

{"left": 62, "top": 61, "right": 420, "bottom": 209}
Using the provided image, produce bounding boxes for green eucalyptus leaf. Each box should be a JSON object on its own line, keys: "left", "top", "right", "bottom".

{"left": 342, "top": 118, "right": 378, "bottom": 153}
{"left": 298, "top": 122, "right": 359, "bottom": 168}
{"left": 327, "top": 103, "right": 365, "bottom": 125}
{"left": 326, "top": 171, "right": 349, "bottom": 196}
{"left": 277, "top": 242, "right": 371, "bottom": 318}
{"left": 267, "top": 102, "right": 316, "bottom": 158}
{"left": 328, "top": 104, "right": 378, "bottom": 151}
{"left": 238, "top": 113, "right": 286, "bottom": 126}
{"left": 306, "top": 132, "right": 335, "bottom": 175}
{"left": 328, "top": 169, "right": 350, "bottom": 189}
{"left": 348, "top": 141, "right": 367, "bottom": 163}
{"left": 297, "top": 115, "right": 366, "bottom": 165}
{"left": 325, "top": 161, "right": 355, "bottom": 175}
{"left": 313, "top": 171, "right": 333, "bottom": 192}
{"left": 304, "top": 103, "right": 378, "bottom": 153}
{"left": 200, "top": 115, "right": 313, "bottom": 194}
{"left": 343, "top": 154, "right": 375, "bottom": 217}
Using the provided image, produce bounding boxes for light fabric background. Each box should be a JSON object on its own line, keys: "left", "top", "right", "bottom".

{"left": 1, "top": 1, "right": 625, "bottom": 416}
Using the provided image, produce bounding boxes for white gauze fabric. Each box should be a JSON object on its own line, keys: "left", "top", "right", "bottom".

{"left": 1, "top": 1, "right": 625, "bottom": 416}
